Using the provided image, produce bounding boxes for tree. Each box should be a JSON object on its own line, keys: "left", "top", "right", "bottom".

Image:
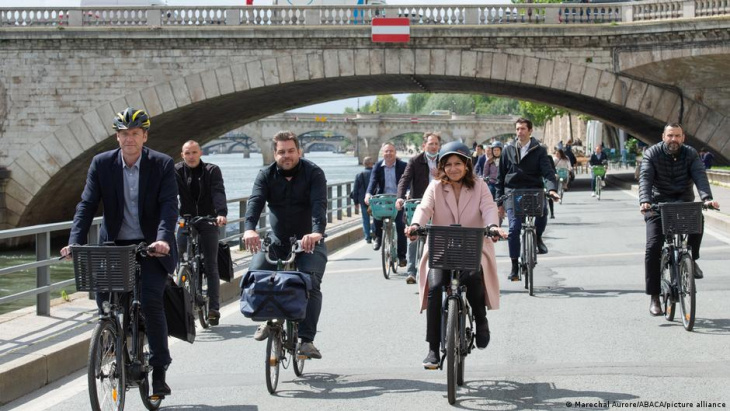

{"left": 407, "top": 93, "right": 430, "bottom": 114}
{"left": 518, "top": 101, "right": 567, "bottom": 127}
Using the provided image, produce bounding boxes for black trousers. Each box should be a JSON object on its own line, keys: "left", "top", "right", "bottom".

{"left": 644, "top": 212, "right": 703, "bottom": 295}
{"left": 426, "top": 269, "right": 487, "bottom": 345}
{"left": 373, "top": 209, "right": 407, "bottom": 259}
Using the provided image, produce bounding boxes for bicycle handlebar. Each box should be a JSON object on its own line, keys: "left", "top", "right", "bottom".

{"left": 410, "top": 225, "right": 501, "bottom": 239}
{"left": 647, "top": 202, "right": 720, "bottom": 212}
{"left": 261, "top": 236, "right": 311, "bottom": 265}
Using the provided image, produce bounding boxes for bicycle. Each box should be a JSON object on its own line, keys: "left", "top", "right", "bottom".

{"left": 591, "top": 164, "right": 607, "bottom": 200}
{"left": 413, "top": 224, "right": 498, "bottom": 405}
{"left": 260, "top": 235, "right": 309, "bottom": 394}
{"left": 556, "top": 167, "right": 569, "bottom": 204}
{"left": 370, "top": 194, "right": 399, "bottom": 279}
{"left": 499, "top": 189, "right": 545, "bottom": 296}
{"left": 404, "top": 198, "right": 425, "bottom": 266}
{"left": 652, "top": 202, "right": 717, "bottom": 331}
{"left": 72, "top": 243, "right": 163, "bottom": 411}
{"left": 176, "top": 215, "right": 218, "bottom": 328}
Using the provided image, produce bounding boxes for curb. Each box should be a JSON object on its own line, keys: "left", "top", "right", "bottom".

{"left": 0, "top": 224, "right": 364, "bottom": 406}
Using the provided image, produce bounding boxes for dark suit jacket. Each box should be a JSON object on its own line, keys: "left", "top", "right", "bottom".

{"left": 69, "top": 147, "right": 179, "bottom": 273}
{"left": 366, "top": 158, "right": 407, "bottom": 196}
{"left": 397, "top": 152, "right": 432, "bottom": 200}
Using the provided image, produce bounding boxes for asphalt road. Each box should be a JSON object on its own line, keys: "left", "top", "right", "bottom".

{"left": 4, "top": 184, "right": 730, "bottom": 411}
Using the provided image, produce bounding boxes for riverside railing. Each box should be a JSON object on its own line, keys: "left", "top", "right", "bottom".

{"left": 1, "top": 0, "right": 727, "bottom": 27}
{"left": 0, "top": 180, "right": 357, "bottom": 317}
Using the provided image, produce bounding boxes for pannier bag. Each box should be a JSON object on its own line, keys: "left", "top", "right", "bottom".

{"left": 163, "top": 277, "right": 196, "bottom": 344}
{"left": 240, "top": 270, "right": 312, "bottom": 322}
{"left": 217, "top": 242, "right": 234, "bottom": 282}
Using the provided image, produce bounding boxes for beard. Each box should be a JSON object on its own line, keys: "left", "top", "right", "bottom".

{"left": 666, "top": 142, "right": 681, "bottom": 154}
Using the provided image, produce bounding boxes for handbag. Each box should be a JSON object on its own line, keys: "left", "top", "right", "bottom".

{"left": 240, "top": 270, "right": 312, "bottom": 321}
{"left": 217, "top": 242, "right": 234, "bottom": 282}
{"left": 163, "top": 277, "right": 196, "bottom": 344}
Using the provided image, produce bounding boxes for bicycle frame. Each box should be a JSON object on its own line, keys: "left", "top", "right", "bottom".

{"left": 439, "top": 272, "right": 474, "bottom": 366}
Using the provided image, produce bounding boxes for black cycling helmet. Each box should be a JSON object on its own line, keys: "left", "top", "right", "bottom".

{"left": 491, "top": 141, "right": 503, "bottom": 150}
{"left": 438, "top": 141, "right": 472, "bottom": 164}
{"left": 112, "top": 107, "right": 151, "bottom": 131}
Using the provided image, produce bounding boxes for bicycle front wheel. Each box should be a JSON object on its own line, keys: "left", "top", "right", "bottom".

{"left": 381, "top": 222, "right": 392, "bottom": 279}
{"left": 265, "top": 328, "right": 282, "bottom": 394}
{"left": 446, "top": 298, "right": 459, "bottom": 405}
{"left": 524, "top": 230, "right": 535, "bottom": 295}
{"left": 138, "top": 332, "right": 162, "bottom": 410}
{"left": 596, "top": 177, "right": 602, "bottom": 200}
{"left": 660, "top": 249, "right": 675, "bottom": 321}
{"left": 558, "top": 180, "right": 564, "bottom": 204}
{"left": 197, "top": 269, "right": 210, "bottom": 329}
{"left": 679, "top": 255, "right": 696, "bottom": 331}
{"left": 88, "top": 319, "right": 126, "bottom": 411}
{"left": 292, "top": 323, "right": 305, "bottom": 377}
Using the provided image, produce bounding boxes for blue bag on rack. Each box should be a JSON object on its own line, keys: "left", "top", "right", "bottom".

{"left": 240, "top": 270, "right": 312, "bottom": 321}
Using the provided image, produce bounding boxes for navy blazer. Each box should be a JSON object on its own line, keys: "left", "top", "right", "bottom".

{"left": 69, "top": 147, "right": 179, "bottom": 273}
{"left": 366, "top": 158, "right": 407, "bottom": 196}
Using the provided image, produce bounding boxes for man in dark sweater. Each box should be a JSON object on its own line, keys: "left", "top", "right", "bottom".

{"left": 639, "top": 124, "right": 719, "bottom": 316}
{"left": 175, "top": 140, "right": 228, "bottom": 325}
{"left": 351, "top": 157, "right": 374, "bottom": 243}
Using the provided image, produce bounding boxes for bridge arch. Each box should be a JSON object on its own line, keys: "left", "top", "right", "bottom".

{"left": 5, "top": 49, "right": 728, "bottom": 227}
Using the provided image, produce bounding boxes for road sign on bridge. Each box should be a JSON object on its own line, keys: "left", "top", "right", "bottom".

{"left": 371, "top": 17, "right": 410, "bottom": 43}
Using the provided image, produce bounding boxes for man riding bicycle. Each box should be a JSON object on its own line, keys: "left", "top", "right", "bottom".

{"left": 639, "top": 123, "right": 719, "bottom": 316}
{"left": 175, "top": 140, "right": 228, "bottom": 326}
{"left": 496, "top": 118, "right": 560, "bottom": 281}
{"left": 589, "top": 145, "right": 609, "bottom": 197}
{"left": 61, "top": 107, "right": 178, "bottom": 397}
{"left": 243, "top": 131, "right": 327, "bottom": 359}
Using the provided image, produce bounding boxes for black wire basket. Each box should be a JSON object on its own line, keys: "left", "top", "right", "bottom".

{"left": 659, "top": 202, "right": 703, "bottom": 235}
{"left": 508, "top": 189, "right": 545, "bottom": 217}
{"left": 72, "top": 245, "right": 137, "bottom": 293}
{"left": 427, "top": 225, "right": 484, "bottom": 272}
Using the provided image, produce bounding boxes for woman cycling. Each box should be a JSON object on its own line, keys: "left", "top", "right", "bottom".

{"left": 406, "top": 142, "right": 507, "bottom": 369}
{"left": 483, "top": 141, "right": 502, "bottom": 199}
{"left": 553, "top": 148, "right": 572, "bottom": 191}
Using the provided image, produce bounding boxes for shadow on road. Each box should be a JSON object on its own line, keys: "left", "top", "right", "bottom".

{"left": 660, "top": 317, "right": 730, "bottom": 335}
{"left": 501, "top": 287, "right": 644, "bottom": 299}
{"left": 276, "top": 373, "right": 637, "bottom": 409}
{"left": 194, "top": 324, "right": 259, "bottom": 343}
{"left": 149, "top": 405, "right": 255, "bottom": 410}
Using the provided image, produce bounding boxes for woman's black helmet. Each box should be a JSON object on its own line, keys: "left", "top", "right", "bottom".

{"left": 438, "top": 141, "right": 472, "bottom": 163}
{"left": 112, "top": 107, "right": 151, "bottom": 131}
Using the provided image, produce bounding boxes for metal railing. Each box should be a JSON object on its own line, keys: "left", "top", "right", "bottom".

{"left": 1, "top": 0, "right": 727, "bottom": 27}
{"left": 0, "top": 180, "right": 357, "bottom": 316}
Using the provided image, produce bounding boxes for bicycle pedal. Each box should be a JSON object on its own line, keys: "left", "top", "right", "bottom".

{"left": 297, "top": 354, "right": 309, "bottom": 360}
{"left": 269, "top": 358, "right": 279, "bottom": 366}
{"left": 423, "top": 364, "right": 439, "bottom": 370}
{"left": 149, "top": 395, "right": 164, "bottom": 401}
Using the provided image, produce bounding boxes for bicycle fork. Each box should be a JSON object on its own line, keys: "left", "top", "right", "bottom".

{"left": 439, "top": 286, "right": 465, "bottom": 369}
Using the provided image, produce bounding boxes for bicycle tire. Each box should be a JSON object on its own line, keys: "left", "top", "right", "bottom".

{"left": 197, "top": 267, "right": 210, "bottom": 329}
{"left": 138, "top": 332, "right": 162, "bottom": 410}
{"left": 292, "top": 323, "right": 305, "bottom": 377}
{"left": 679, "top": 255, "right": 696, "bottom": 331}
{"left": 390, "top": 222, "right": 399, "bottom": 274}
{"left": 265, "top": 328, "right": 282, "bottom": 394}
{"left": 558, "top": 179, "right": 564, "bottom": 204}
{"left": 526, "top": 230, "right": 535, "bottom": 296}
{"left": 456, "top": 302, "right": 468, "bottom": 386}
{"left": 596, "top": 176, "right": 602, "bottom": 200}
{"left": 446, "top": 298, "right": 459, "bottom": 405}
{"left": 88, "top": 319, "right": 126, "bottom": 411}
{"left": 381, "top": 221, "right": 392, "bottom": 279}
{"left": 660, "top": 249, "right": 676, "bottom": 321}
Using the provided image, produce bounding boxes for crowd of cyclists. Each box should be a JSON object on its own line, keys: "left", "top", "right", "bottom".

{"left": 60, "top": 107, "right": 721, "bottom": 399}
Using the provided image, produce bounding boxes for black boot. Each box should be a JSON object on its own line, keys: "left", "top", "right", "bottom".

{"left": 475, "top": 318, "right": 490, "bottom": 349}
{"left": 508, "top": 259, "right": 519, "bottom": 281}
{"left": 152, "top": 366, "right": 171, "bottom": 397}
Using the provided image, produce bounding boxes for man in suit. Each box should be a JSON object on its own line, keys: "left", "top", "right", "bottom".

{"left": 61, "top": 107, "right": 178, "bottom": 397}
{"left": 395, "top": 132, "right": 441, "bottom": 284}
{"left": 364, "top": 142, "right": 408, "bottom": 266}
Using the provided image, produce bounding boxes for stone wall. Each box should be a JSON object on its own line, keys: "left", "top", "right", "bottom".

{"left": 541, "top": 114, "right": 588, "bottom": 156}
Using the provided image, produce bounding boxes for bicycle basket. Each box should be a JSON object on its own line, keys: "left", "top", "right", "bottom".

{"left": 508, "top": 189, "right": 545, "bottom": 217}
{"left": 556, "top": 168, "right": 569, "bottom": 181}
{"left": 72, "top": 245, "right": 137, "bottom": 293}
{"left": 404, "top": 199, "right": 421, "bottom": 225}
{"left": 659, "top": 202, "right": 703, "bottom": 235}
{"left": 427, "top": 225, "right": 484, "bottom": 272}
{"left": 592, "top": 165, "right": 606, "bottom": 178}
{"left": 370, "top": 194, "right": 397, "bottom": 220}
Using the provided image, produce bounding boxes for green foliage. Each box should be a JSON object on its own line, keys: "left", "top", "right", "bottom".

{"left": 407, "top": 94, "right": 430, "bottom": 114}
{"left": 518, "top": 101, "right": 567, "bottom": 127}
{"left": 625, "top": 137, "right": 639, "bottom": 154}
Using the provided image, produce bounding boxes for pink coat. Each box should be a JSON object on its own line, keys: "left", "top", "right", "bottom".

{"left": 412, "top": 179, "right": 501, "bottom": 312}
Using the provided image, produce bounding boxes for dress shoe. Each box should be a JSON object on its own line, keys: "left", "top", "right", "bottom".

{"left": 475, "top": 320, "right": 490, "bottom": 349}
{"left": 373, "top": 238, "right": 381, "bottom": 251}
{"left": 152, "top": 367, "right": 171, "bottom": 397}
{"left": 694, "top": 262, "right": 703, "bottom": 279}
{"left": 649, "top": 295, "right": 663, "bottom": 316}
{"left": 508, "top": 260, "right": 519, "bottom": 281}
{"left": 207, "top": 309, "right": 220, "bottom": 326}
{"left": 398, "top": 258, "right": 407, "bottom": 267}
{"left": 536, "top": 237, "right": 548, "bottom": 255}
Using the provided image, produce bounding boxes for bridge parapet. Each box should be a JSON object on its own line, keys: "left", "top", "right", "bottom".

{"left": 1, "top": 0, "right": 726, "bottom": 27}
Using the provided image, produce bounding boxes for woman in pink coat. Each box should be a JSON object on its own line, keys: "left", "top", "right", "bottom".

{"left": 406, "top": 142, "right": 507, "bottom": 368}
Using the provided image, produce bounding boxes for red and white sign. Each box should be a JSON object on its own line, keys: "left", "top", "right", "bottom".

{"left": 371, "top": 18, "right": 410, "bottom": 43}
{"left": 410, "top": 117, "right": 419, "bottom": 123}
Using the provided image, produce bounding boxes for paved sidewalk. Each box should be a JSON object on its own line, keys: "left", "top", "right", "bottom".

{"left": 0, "top": 222, "right": 363, "bottom": 405}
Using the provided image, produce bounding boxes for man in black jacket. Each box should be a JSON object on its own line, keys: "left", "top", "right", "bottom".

{"left": 395, "top": 132, "right": 441, "bottom": 283}
{"left": 496, "top": 118, "right": 560, "bottom": 281}
{"left": 351, "top": 157, "right": 374, "bottom": 243}
{"left": 243, "top": 131, "right": 327, "bottom": 360}
{"left": 175, "top": 140, "right": 228, "bottom": 325}
{"left": 639, "top": 123, "right": 719, "bottom": 316}
{"left": 589, "top": 145, "right": 609, "bottom": 197}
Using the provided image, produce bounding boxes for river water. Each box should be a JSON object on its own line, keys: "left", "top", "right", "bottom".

{"left": 0, "top": 152, "right": 366, "bottom": 315}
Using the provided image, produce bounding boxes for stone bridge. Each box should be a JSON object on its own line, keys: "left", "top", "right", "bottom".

{"left": 232, "top": 113, "right": 517, "bottom": 163}
{"left": 1, "top": 1, "right": 730, "bottom": 228}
